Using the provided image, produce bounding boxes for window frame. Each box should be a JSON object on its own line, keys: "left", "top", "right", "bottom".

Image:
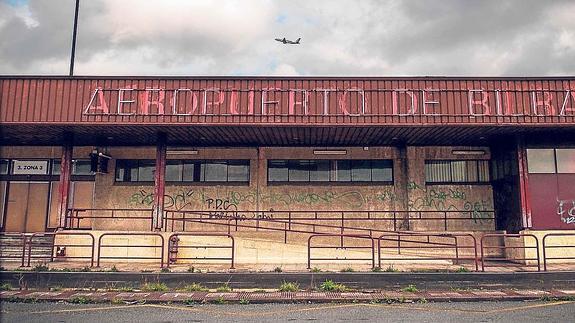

{"left": 267, "top": 159, "right": 394, "bottom": 185}
{"left": 114, "top": 159, "right": 250, "bottom": 184}
{"left": 424, "top": 159, "right": 491, "bottom": 185}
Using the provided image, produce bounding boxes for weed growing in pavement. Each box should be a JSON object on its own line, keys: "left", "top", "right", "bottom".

{"left": 340, "top": 267, "right": 354, "bottom": 272}
{"left": 182, "top": 283, "right": 208, "bottom": 292}
{"left": 273, "top": 266, "right": 283, "bottom": 273}
{"left": 454, "top": 267, "right": 470, "bottom": 273}
{"left": 160, "top": 267, "right": 171, "bottom": 273}
{"left": 401, "top": 284, "right": 418, "bottom": 293}
{"left": 141, "top": 282, "right": 169, "bottom": 292}
{"left": 253, "top": 289, "right": 267, "bottom": 293}
{"left": 538, "top": 295, "right": 575, "bottom": 302}
{"left": 278, "top": 281, "right": 300, "bottom": 292}
{"left": 239, "top": 299, "right": 250, "bottom": 305}
{"left": 371, "top": 266, "right": 382, "bottom": 272}
{"left": 417, "top": 298, "right": 428, "bottom": 304}
{"left": 216, "top": 283, "right": 232, "bottom": 292}
{"left": 49, "top": 285, "right": 63, "bottom": 291}
{"left": 79, "top": 266, "right": 91, "bottom": 272}
{"left": 319, "top": 280, "right": 347, "bottom": 292}
{"left": 213, "top": 296, "right": 227, "bottom": 304}
{"left": 187, "top": 266, "right": 195, "bottom": 273}
{"left": 109, "top": 265, "right": 119, "bottom": 272}
{"left": 111, "top": 286, "right": 134, "bottom": 292}
{"left": 110, "top": 298, "right": 124, "bottom": 305}
{"left": 32, "top": 264, "right": 49, "bottom": 272}
{"left": 68, "top": 296, "right": 91, "bottom": 304}
{"left": 310, "top": 267, "right": 321, "bottom": 273}
{"left": 183, "top": 299, "right": 197, "bottom": 306}
{"left": 384, "top": 265, "right": 399, "bottom": 272}
{"left": 0, "top": 283, "right": 12, "bottom": 291}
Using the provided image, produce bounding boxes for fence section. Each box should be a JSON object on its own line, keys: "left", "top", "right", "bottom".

{"left": 167, "top": 232, "right": 235, "bottom": 269}
{"left": 307, "top": 234, "right": 375, "bottom": 269}
{"left": 480, "top": 233, "right": 540, "bottom": 271}
{"left": 26, "top": 232, "right": 95, "bottom": 267}
{"left": 542, "top": 233, "right": 575, "bottom": 271}
{"left": 97, "top": 233, "right": 165, "bottom": 268}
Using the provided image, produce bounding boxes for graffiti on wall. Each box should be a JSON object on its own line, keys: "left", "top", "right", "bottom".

{"left": 129, "top": 189, "right": 195, "bottom": 211}
{"left": 557, "top": 199, "right": 575, "bottom": 225}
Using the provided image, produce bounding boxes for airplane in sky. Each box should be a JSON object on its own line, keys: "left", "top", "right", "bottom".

{"left": 275, "top": 37, "right": 301, "bottom": 44}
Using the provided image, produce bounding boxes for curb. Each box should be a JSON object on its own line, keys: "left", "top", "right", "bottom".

{"left": 2, "top": 271, "right": 575, "bottom": 290}
{"left": 2, "top": 289, "right": 575, "bottom": 304}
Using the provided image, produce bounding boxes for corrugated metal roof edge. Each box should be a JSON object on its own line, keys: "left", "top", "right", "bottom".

{"left": 0, "top": 75, "right": 574, "bottom": 81}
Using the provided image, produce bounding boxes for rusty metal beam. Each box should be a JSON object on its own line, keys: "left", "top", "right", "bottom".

{"left": 152, "top": 132, "right": 167, "bottom": 230}
{"left": 57, "top": 134, "right": 73, "bottom": 229}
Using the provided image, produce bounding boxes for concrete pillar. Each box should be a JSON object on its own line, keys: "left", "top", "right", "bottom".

{"left": 152, "top": 132, "right": 167, "bottom": 230}
{"left": 57, "top": 134, "right": 73, "bottom": 229}
{"left": 396, "top": 144, "right": 410, "bottom": 230}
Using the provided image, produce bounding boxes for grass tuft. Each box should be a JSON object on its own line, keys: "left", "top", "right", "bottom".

{"left": 182, "top": 283, "right": 208, "bottom": 292}
{"left": 216, "top": 283, "right": 232, "bottom": 292}
{"left": 401, "top": 284, "right": 418, "bottom": 293}
{"left": 278, "top": 281, "right": 300, "bottom": 292}
{"left": 141, "top": 282, "right": 169, "bottom": 292}
{"left": 319, "top": 279, "right": 347, "bottom": 292}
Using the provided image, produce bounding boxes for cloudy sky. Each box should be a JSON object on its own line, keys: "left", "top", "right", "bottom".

{"left": 1, "top": 0, "right": 574, "bottom": 76}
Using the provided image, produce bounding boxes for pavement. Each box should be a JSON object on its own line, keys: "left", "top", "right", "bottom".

{"left": 2, "top": 301, "right": 575, "bottom": 322}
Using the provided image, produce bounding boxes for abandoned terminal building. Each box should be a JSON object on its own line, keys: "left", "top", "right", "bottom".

{"left": 0, "top": 76, "right": 574, "bottom": 271}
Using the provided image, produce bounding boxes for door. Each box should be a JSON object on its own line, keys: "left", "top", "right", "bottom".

{"left": 4, "top": 182, "right": 49, "bottom": 232}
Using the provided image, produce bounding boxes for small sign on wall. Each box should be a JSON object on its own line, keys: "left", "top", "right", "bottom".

{"left": 11, "top": 160, "right": 49, "bottom": 175}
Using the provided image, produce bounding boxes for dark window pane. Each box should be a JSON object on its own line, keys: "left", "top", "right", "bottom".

{"left": 138, "top": 161, "right": 155, "bottom": 181}
{"left": 268, "top": 160, "right": 288, "bottom": 182}
{"left": 73, "top": 160, "right": 93, "bottom": 175}
{"left": 115, "top": 160, "right": 135, "bottom": 182}
{"left": 351, "top": 160, "right": 371, "bottom": 182}
{"left": 310, "top": 160, "right": 330, "bottom": 182}
{"left": 335, "top": 160, "right": 351, "bottom": 182}
{"left": 372, "top": 160, "right": 393, "bottom": 181}
{"left": 166, "top": 161, "right": 183, "bottom": 181}
{"left": 52, "top": 159, "right": 61, "bottom": 175}
{"left": 478, "top": 160, "right": 490, "bottom": 181}
{"left": 288, "top": 160, "right": 310, "bottom": 182}
{"left": 228, "top": 161, "right": 249, "bottom": 182}
{"left": 0, "top": 160, "right": 8, "bottom": 174}
{"left": 202, "top": 161, "right": 227, "bottom": 181}
{"left": 182, "top": 161, "right": 195, "bottom": 181}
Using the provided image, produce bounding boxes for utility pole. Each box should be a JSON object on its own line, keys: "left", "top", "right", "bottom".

{"left": 69, "top": 0, "right": 80, "bottom": 76}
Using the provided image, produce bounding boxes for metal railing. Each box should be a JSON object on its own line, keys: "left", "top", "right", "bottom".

{"left": 164, "top": 209, "right": 495, "bottom": 232}
{"left": 67, "top": 208, "right": 154, "bottom": 230}
{"left": 168, "top": 232, "right": 235, "bottom": 269}
{"left": 25, "top": 232, "right": 95, "bottom": 267}
{"left": 97, "top": 233, "right": 165, "bottom": 268}
{"left": 0, "top": 233, "right": 28, "bottom": 266}
{"left": 480, "top": 233, "right": 541, "bottom": 272}
{"left": 307, "top": 234, "right": 375, "bottom": 269}
{"left": 542, "top": 233, "right": 575, "bottom": 271}
{"left": 377, "top": 232, "right": 479, "bottom": 271}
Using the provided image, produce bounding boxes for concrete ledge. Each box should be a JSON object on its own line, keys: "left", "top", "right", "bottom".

{"left": 2, "top": 271, "right": 575, "bottom": 290}
{"left": 2, "top": 289, "right": 575, "bottom": 304}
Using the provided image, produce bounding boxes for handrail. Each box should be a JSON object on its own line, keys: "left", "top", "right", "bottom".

{"left": 167, "top": 232, "right": 235, "bottom": 269}
{"left": 377, "top": 232, "right": 478, "bottom": 271}
{"left": 67, "top": 208, "right": 154, "bottom": 230}
{"left": 0, "top": 233, "right": 28, "bottom": 266}
{"left": 26, "top": 232, "right": 95, "bottom": 267}
{"left": 480, "top": 233, "right": 540, "bottom": 272}
{"left": 307, "top": 234, "right": 375, "bottom": 269}
{"left": 97, "top": 233, "right": 165, "bottom": 268}
{"left": 542, "top": 233, "right": 575, "bottom": 271}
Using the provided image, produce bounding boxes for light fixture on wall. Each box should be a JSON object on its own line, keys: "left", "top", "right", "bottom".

{"left": 167, "top": 148, "right": 199, "bottom": 155}
{"left": 451, "top": 149, "right": 486, "bottom": 156}
{"left": 313, "top": 150, "right": 347, "bottom": 155}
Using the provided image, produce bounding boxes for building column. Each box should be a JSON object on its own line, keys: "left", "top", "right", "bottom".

{"left": 152, "top": 133, "right": 167, "bottom": 231}
{"left": 517, "top": 137, "right": 532, "bottom": 229}
{"left": 57, "top": 134, "right": 73, "bottom": 229}
{"left": 396, "top": 144, "right": 410, "bottom": 230}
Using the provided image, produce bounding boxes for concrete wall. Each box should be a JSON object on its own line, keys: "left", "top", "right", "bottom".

{"left": 1, "top": 145, "right": 495, "bottom": 232}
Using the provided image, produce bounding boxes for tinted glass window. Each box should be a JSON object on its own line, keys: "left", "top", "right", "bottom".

{"left": 527, "top": 149, "right": 556, "bottom": 173}
{"left": 556, "top": 149, "right": 575, "bottom": 173}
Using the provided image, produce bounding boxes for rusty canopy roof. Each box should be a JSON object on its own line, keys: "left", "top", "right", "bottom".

{"left": 1, "top": 76, "right": 574, "bottom": 146}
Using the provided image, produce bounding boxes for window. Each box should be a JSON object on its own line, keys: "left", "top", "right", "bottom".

{"left": 0, "top": 160, "right": 8, "bottom": 174}
{"left": 52, "top": 159, "right": 95, "bottom": 176}
{"left": 527, "top": 148, "right": 575, "bottom": 174}
{"left": 115, "top": 159, "right": 250, "bottom": 183}
{"left": 268, "top": 159, "right": 393, "bottom": 183}
{"left": 425, "top": 160, "right": 490, "bottom": 184}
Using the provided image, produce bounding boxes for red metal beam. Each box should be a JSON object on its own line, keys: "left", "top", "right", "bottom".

{"left": 57, "top": 134, "right": 73, "bottom": 229}
{"left": 152, "top": 132, "right": 167, "bottom": 230}
{"left": 517, "top": 137, "right": 532, "bottom": 229}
